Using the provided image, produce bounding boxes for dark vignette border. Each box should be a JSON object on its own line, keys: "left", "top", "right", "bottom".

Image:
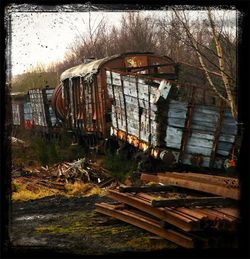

{"left": 0, "top": 0, "right": 249, "bottom": 258}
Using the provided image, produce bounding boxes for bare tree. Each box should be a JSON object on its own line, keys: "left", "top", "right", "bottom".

{"left": 169, "top": 9, "right": 237, "bottom": 119}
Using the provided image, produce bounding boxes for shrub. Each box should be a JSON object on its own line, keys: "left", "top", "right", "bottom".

{"left": 102, "top": 153, "right": 137, "bottom": 182}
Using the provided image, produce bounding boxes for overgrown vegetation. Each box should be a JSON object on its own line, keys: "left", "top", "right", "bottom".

{"left": 102, "top": 153, "right": 137, "bottom": 182}
{"left": 12, "top": 132, "right": 88, "bottom": 167}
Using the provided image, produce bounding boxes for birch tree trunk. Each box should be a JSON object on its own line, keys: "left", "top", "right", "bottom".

{"left": 208, "top": 9, "right": 238, "bottom": 120}
{"left": 172, "top": 9, "right": 237, "bottom": 120}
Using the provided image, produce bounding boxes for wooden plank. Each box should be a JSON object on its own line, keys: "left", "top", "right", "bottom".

{"left": 119, "top": 184, "right": 176, "bottom": 193}
{"left": 175, "top": 208, "right": 208, "bottom": 220}
{"left": 201, "top": 209, "right": 237, "bottom": 223}
{"left": 167, "top": 117, "right": 186, "bottom": 128}
{"left": 108, "top": 190, "right": 201, "bottom": 232}
{"left": 168, "top": 109, "right": 187, "bottom": 119}
{"left": 171, "top": 172, "right": 239, "bottom": 188}
{"left": 140, "top": 174, "right": 160, "bottom": 183}
{"left": 95, "top": 202, "right": 195, "bottom": 248}
{"left": 213, "top": 208, "right": 239, "bottom": 219}
{"left": 156, "top": 173, "right": 240, "bottom": 200}
{"left": 192, "top": 111, "right": 219, "bottom": 124}
{"left": 151, "top": 197, "right": 236, "bottom": 208}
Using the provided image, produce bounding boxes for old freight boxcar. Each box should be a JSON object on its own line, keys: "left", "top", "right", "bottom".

{"left": 53, "top": 52, "right": 177, "bottom": 145}
{"left": 28, "top": 86, "right": 60, "bottom": 138}
{"left": 105, "top": 69, "right": 240, "bottom": 170}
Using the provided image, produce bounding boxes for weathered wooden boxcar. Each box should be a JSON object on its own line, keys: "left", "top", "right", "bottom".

{"left": 53, "top": 52, "right": 177, "bottom": 143}
{"left": 105, "top": 69, "right": 239, "bottom": 170}
{"left": 28, "top": 86, "right": 59, "bottom": 137}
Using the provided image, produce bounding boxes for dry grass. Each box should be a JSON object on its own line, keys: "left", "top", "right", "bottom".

{"left": 65, "top": 181, "right": 107, "bottom": 197}
{"left": 12, "top": 179, "right": 59, "bottom": 201}
{"left": 12, "top": 178, "right": 107, "bottom": 202}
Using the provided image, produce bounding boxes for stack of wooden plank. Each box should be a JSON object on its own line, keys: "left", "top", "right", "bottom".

{"left": 141, "top": 172, "right": 240, "bottom": 200}
{"left": 95, "top": 172, "right": 240, "bottom": 248}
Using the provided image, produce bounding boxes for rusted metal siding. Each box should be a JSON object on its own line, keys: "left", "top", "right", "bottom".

{"left": 106, "top": 70, "right": 238, "bottom": 170}
{"left": 51, "top": 84, "right": 66, "bottom": 121}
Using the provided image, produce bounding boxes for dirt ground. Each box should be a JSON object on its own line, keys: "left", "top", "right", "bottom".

{"left": 9, "top": 194, "right": 177, "bottom": 256}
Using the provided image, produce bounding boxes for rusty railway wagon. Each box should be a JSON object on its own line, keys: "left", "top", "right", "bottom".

{"left": 105, "top": 69, "right": 241, "bottom": 171}
{"left": 52, "top": 52, "right": 241, "bottom": 171}
{"left": 52, "top": 52, "right": 177, "bottom": 145}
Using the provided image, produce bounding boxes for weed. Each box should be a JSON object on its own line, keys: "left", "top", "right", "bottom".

{"left": 102, "top": 153, "right": 137, "bottom": 182}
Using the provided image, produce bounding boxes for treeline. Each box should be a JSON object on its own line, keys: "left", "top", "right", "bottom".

{"left": 11, "top": 10, "right": 237, "bottom": 117}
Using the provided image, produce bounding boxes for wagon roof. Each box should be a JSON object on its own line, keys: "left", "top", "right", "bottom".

{"left": 60, "top": 54, "right": 121, "bottom": 81}
{"left": 60, "top": 52, "right": 175, "bottom": 81}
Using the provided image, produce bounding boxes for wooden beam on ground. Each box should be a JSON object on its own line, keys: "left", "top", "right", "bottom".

{"left": 154, "top": 174, "right": 240, "bottom": 200}
{"left": 95, "top": 202, "right": 196, "bottom": 248}
{"left": 119, "top": 184, "right": 176, "bottom": 193}
{"left": 108, "top": 189, "right": 201, "bottom": 232}
{"left": 151, "top": 196, "right": 237, "bottom": 208}
{"left": 140, "top": 174, "right": 160, "bottom": 183}
{"left": 170, "top": 172, "right": 239, "bottom": 188}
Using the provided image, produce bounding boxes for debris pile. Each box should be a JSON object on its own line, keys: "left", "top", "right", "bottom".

{"left": 11, "top": 158, "right": 115, "bottom": 197}
{"left": 96, "top": 172, "right": 240, "bottom": 249}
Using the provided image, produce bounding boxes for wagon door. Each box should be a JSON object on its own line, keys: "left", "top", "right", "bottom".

{"left": 81, "top": 76, "right": 99, "bottom": 133}
{"left": 64, "top": 76, "right": 99, "bottom": 135}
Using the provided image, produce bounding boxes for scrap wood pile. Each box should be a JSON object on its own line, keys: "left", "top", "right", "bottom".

{"left": 95, "top": 172, "right": 240, "bottom": 249}
{"left": 12, "top": 158, "right": 114, "bottom": 192}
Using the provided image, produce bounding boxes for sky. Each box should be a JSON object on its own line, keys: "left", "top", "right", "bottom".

{"left": 5, "top": 5, "right": 237, "bottom": 78}
{"left": 6, "top": 11, "right": 124, "bottom": 76}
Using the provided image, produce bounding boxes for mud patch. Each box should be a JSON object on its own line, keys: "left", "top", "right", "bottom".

{"left": 10, "top": 195, "right": 177, "bottom": 255}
